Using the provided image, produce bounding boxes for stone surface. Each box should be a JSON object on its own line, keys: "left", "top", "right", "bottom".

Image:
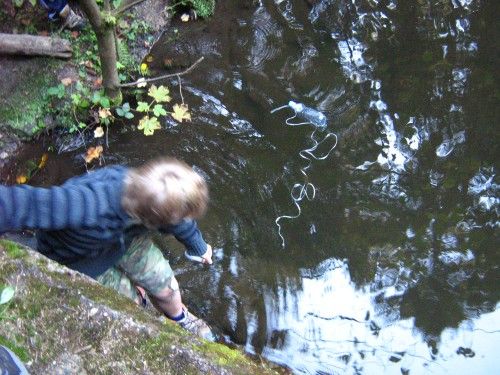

{"left": 0, "top": 240, "right": 281, "bottom": 375}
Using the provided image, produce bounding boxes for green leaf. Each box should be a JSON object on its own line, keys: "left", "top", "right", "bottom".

{"left": 13, "top": 0, "right": 24, "bottom": 8}
{"left": 148, "top": 85, "right": 171, "bottom": 103}
{"left": 116, "top": 107, "right": 125, "bottom": 116}
{"left": 99, "top": 97, "right": 111, "bottom": 108}
{"left": 136, "top": 101, "right": 149, "bottom": 112}
{"left": 125, "top": 112, "right": 134, "bottom": 119}
{"left": 29, "top": 0, "right": 37, "bottom": 6}
{"left": 138, "top": 116, "right": 161, "bottom": 136}
{"left": 153, "top": 104, "right": 167, "bottom": 117}
{"left": 0, "top": 286, "right": 15, "bottom": 305}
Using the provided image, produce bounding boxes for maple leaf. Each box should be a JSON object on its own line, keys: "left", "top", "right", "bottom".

{"left": 153, "top": 104, "right": 167, "bottom": 117}
{"left": 171, "top": 103, "right": 191, "bottom": 123}
{"left": 148, "top": 85, "right": 171, "bottom": 103}
{"left": 136, "top": 101, "right": 149, "bottom": 112}
{"left": 138, "top": 116, "right": 161, "bottom": 136}
{"left": 83, "top": 146, "right": 103, "bottom": 164}
{"left": 94, "top": 126, "right": 104, "bottom": 138}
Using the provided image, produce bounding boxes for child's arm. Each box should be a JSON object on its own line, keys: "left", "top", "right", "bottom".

{"left": 160, "top": 219, "right": 212, "bottom": 263}
{"left": 0, "top": 183, "right": 119, "bottom": 232}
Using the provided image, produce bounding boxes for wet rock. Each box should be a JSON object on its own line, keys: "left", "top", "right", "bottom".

{"left": 0, "top": 240, "right": 281, "bottom": 375}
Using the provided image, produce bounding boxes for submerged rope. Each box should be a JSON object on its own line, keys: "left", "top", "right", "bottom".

{"left": 272, "top": 104, "right": 338, "bottom": 248}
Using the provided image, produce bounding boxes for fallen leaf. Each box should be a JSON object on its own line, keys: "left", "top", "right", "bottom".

{"left": 71, "top": 31, "right": 79, "bottom": 38}
{"left": 38, "top": 30, "right": 49, "bottom": 37}
{"left": 83, "top": 146, "right": 103, "bottom": 164}
{"left": 98, "top": 108, "right": 112, "bottom": 119}
{"left": 94, "top": 126, "right": 104, "bottom": 138}
{"left": 146, "top": 55, "right": 154, "bottom": 63}
{"left": 16, "top": 175, "right": 27, "bottom": 184}
{"left": 180, "top": 13, "right": 190, "bottom": 22}
{"left": 38, "top": 153, "right": 48, "bottom": 169}
{"left": 136, "top": 77, "right": 147, "bottom": 88}
{"left": 21, "top": 18, "right": 31, "bottom": 26}
{"left": 61, "top": 77, "right": 73, "bottom": 86}
{"left": 163, "top": 58, "right": 173, "bottom": 67}
{"left": 84, "top": 60, "right": 94, "bottom": 69}
{"left": 93, "top": 77, "right": 102, "bottom": 88}
{"left": 171, "top": 103, "right": 191, "bottom": 123}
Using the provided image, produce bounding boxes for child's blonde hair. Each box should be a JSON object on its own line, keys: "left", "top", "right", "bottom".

{"left": 122, "top": 158, "right": 208, "bottom": 226}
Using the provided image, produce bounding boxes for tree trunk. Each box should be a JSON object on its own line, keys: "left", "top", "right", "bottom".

{"left": 0, "top": 33, "right": 72, "bottom": 59}
{"left": 96, "top": 29, "right": 121, "bottom": 102}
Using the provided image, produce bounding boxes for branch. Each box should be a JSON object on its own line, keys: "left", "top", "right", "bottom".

{"left": 114, "top": 0, "right": 148, "bottom": 15}
{"left": 77, "top": 0, "right": 103, "bottom": 30}
{"left": 120, "top": 57, "right": 205, "bottom": 88}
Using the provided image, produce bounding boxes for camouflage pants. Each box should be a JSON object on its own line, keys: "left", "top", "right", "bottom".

{"left": 97, "top": 234, "right": 178, "bottom": 301}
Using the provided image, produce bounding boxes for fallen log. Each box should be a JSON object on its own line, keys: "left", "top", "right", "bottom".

{"left": 0, "top": 33, "right": 72, "bottom": 59}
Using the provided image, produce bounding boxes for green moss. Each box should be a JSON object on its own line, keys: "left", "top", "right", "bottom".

{"left": 0, "top": 58, "right": 60, "bottom": 139}
{"left": 194, "top": 341, "right": 247, "bottom": 367}
{"left": 0, "top": 335, "right": 30, "bottom": 362}
{"left": 0, "top": 240, "right": 27, "bottom": 259}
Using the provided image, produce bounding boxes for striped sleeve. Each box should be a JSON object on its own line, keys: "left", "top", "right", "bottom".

{"left": 0, "top": 184, "right": 102, "bottom": 232}
{"left": 161, "top": 219, "right": 208, "bottom": 257}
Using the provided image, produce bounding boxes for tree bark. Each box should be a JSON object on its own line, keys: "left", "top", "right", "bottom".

{"left": 0, "top": 33, "right": 72, "bottom": 59}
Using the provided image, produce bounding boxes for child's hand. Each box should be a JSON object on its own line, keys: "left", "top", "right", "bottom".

{"left": 184, "top": 244, "right": 213, "bottom": 264}
{"left": 201, "top": 244, "right": 213, "bottom": 265}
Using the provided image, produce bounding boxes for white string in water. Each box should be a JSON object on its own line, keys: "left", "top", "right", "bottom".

{"left": 271, "top": 102, "right": 338, "bottom": 247}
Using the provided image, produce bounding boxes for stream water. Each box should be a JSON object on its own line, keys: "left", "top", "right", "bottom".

{"left": 3, "top": 0, "right": 499, "bottom": 374}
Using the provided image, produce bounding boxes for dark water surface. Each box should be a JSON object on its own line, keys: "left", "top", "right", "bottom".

{"left": 4, "top": 0, "right": 500, "bottom": 373}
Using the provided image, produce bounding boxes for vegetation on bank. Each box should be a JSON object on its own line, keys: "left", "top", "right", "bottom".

{"left": 0, "top": 241, "right": 282, "bottom": 374}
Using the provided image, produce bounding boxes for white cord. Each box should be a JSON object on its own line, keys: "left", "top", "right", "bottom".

{"left": 272, "top": 106, "right": 338, "bottom": 248}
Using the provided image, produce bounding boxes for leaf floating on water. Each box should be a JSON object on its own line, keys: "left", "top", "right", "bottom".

{"left": 94, "top": 126, "right": 104, "bottom": 138}
{"left": 181, "top": 13, "right": 190, "bottom": 22}
{"left": 84, "top": 146, "right": 103, "bottom": 164}
{"left": 16, "top": 175, "right": 27, "bottom": 184}
{"left": 171, "top": 103, "right": 191, "bottom": 123}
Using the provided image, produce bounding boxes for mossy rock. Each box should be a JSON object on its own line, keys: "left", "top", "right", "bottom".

{"left": 0, "top": 241, "right": 282, "bottom": 374}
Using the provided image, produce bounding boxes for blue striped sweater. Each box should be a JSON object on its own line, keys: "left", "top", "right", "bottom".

{"left": 0, "top": 165, "right": 208, "bottom": 277}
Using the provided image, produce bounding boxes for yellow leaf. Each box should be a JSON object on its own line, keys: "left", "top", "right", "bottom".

{"left": 171, "top": 103, "right": 191, "bottom": 123}
{"left": 140, "top": 63, "right": 148, "bottom": 74}
{"left": 83, "top": 145, "right": 103, "bottom": 164}
{"left": 98, "top": 108, "right": 112, "bottom": 119}
{"left": 38, "top": 153, "right": 48, "bottom": 169}
{"left": 61, "top": 77, "right": 73, "bottom": 86}
{"left": 16, "top": 175, "right": 27, "bottom": 184}
{"left": 94, "top": 126, "right": 104, "bottom": 138}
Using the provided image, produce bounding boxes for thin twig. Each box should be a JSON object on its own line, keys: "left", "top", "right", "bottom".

{"left": 178, "top": 75, "right": 184, "bottom": 104}
{"left": 120, "top": 57, "right": 205, "bottom": 88}
{"left": 113, "top": 0, "right": 148, "bottom": 16}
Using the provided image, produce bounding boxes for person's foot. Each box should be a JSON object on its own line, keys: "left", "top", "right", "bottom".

{"left": 176, "top": 307, "right": 215, "bottom": 341}
{"left": 59, "top": 5, "right": 86, "bottom": 30}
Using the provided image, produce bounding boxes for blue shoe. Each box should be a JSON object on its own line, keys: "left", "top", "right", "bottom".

{"left": 0, "top": 345, "right": 29, "bottom": 375}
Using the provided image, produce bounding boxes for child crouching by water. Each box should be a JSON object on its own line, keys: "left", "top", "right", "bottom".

{"left": 0, "top": 158, "right": 214, "bottom": 339}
